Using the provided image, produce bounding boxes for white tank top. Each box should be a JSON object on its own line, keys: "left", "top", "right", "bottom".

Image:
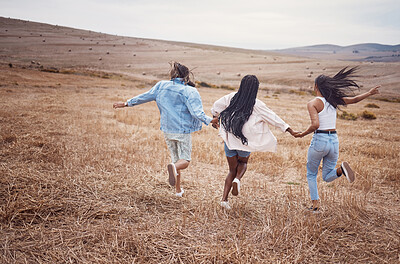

{"left": 316, "top": 97, "right": 336, "bottom": 130}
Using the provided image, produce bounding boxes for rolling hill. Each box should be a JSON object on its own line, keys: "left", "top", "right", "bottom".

{"left": 275, "top": 43, "right": 400, "bottom": 62}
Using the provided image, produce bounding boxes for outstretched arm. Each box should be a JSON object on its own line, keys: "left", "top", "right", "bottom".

{"left": 113, "top": 102, "right": 127, "bottom": 109}
{"left": 185, "top": 89, "right": 213, "bottom": 125}
{"left": 257, "top": 101, "right": 289, "bottom": 133}
{"left": 295, "top": 100, "right": 320, "bottom": 138}
{"left": 286, "top": 127, "right": 300, "bottom": 137}
{"left": 113, "top": 82, "right": 161, "bottom": 109}
{"left": 343, "top": 85, "right": 380, "bottom": 105}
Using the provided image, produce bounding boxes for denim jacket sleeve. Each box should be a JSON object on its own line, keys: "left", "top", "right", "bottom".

{"left": 184, "top": 88, "right": 212, "bottom": 125}
{"left": 126, "top": 81, "right": 161, "bottom": 106}
{"left": 256, "top": 100, "right": 289, "bottom": 132}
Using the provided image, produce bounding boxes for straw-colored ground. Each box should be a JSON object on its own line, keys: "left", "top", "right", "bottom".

{"left": 1, "top": 17, "right": 400, "bottom": 263}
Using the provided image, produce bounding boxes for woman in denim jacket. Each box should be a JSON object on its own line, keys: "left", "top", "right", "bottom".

{"left": 295, "top": 67, "right": 380, "bottom": 212}
{"left": 113, "top": 62, "right": 217, "bottom": 197}
{"left": 211, "top": 75, "right": 297, "bottom": 209}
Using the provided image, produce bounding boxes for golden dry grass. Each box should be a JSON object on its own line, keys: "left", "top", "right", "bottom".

{"left": 1, "top": 65, "right": 399, "bottom": 263}
{"left": 1, "top": 16, "right": 400, "bottom": 263}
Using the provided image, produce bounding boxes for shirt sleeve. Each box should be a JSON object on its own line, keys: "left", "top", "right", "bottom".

{"left": 185, "top": 88, "right": 213, "bottom": 125}
{"left": 211, "top": 93, "right": 233, "bottom": 117}
{"left": 126, "top": 81, "right": 161, "bottom": 106}
{"left": 257, "top": 100, "right": 289, "bottom": 132}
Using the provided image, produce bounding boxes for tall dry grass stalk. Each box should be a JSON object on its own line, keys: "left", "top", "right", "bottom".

{"left": 1, "top": 67, "right": 399, "bottom": 263}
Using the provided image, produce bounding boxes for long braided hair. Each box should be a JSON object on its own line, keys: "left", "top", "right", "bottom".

{"left": 169, "top": 61, "right": 195, "bottom": 87}
{"left": 219, "top": 75, "right": 259, "bottom": 145}
{"left": 315, "top": 67, "right": 360, "bottom": 109}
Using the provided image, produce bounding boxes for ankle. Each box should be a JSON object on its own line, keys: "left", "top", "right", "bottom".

{"left": 336, "top": 167, "right": 342, "bottom": 176}
{"left": 312, "top": 200, "right": 319, "bottom": 208}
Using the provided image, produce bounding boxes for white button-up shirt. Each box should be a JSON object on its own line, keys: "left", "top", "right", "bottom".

{"left": 211, "top": 92, "right": 289, "bottom": 153}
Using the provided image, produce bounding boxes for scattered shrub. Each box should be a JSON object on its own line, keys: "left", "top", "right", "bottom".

{"left": 40, "top": 67, "right": 59, "bottom": 73}
{"left": 360, "top": 110, "right": 377, "bottom": 120}
{"left": 2, "top": 135, "right": 17, "bottom": 143}
{"left": 289, "top": 89, "right": 306, "bottom": 96}
{"left": 338, "top": 111, "right": 358, "bottom": 120}
{"left": 196, "top": 81, "right": 212, "bottom": 88}
{"left": 195, "top": 81, "right": 235, "bottom": 90}
{"left": 365, "top": 103, "right": 380, "bottom": 108}
{"left": 220, "top": 85, "right": 235, "bottom": 90}
{"left": 377, "top": 98, "right": 400, "bottom": 103}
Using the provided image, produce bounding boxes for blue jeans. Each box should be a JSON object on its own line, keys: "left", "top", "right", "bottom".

{"left": 307, "top": 133, "right": 340, "bottom": 200}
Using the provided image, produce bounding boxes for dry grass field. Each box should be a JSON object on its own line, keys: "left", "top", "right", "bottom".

{"left": 1, "top": 17, "right": 400, "bottom": 263}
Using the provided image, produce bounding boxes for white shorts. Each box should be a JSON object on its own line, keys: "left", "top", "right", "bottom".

{"left": 164, "top": 133, "right": 192, "bottom": 163}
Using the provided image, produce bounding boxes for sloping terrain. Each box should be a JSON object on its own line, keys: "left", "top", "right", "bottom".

{"left": 1, "top": 17, "right": 399, "bottom": 263}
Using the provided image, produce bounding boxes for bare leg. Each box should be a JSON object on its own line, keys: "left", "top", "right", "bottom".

{"left": 222, "top": 156, "right": 238, "bottom": 202}
{"left": 235, "top": 156, "right": 249, "bottom": 181}
{"left": 175, "top": 159, "right": 190, "bottom": 193}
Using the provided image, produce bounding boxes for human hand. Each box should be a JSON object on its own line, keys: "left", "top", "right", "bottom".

{"left": 113, "top": 102, "right": 126, "bottom": 109}
{"left": 294, "top": 132, "right": 305, "bottom": 138}
{"left": 286, "top": 127, "right": 300, "bottom": 137}
{"left": 210, "top": 117, "right": 219, "bottom": 129}
{"left": 368, "top": 85, "right": 381, "bottom": 96}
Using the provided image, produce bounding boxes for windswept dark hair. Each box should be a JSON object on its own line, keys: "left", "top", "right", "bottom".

{"left": 219, "top": 75, "right": 259, "bottom": 145}
{"left": 169, "top": 61, "right": 195, "bottom": 87}
{"left": 315, "top": 66, "right": 360, "bottom": 109}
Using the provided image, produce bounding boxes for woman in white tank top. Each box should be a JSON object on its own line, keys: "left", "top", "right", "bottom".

{"left": 294, "top": 67, "right": 380, "bottom": 212}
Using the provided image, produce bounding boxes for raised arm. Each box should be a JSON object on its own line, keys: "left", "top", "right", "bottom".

{"left": 343, "top": 85, "right": 380, "bottom": 105}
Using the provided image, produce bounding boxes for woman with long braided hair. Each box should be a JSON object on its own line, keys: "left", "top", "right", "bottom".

{"left": 295, "top": 67, "right": 380, "bottom": 212}
{"left": 212, "top": 75, "right": 297, "bottom": 209}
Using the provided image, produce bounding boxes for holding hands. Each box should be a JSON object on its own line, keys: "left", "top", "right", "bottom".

{"left": 211, "top": 117, "right": 219, "bottom": 129}
{"left": 286, "top": 127, "right": 302, "bottom": 138}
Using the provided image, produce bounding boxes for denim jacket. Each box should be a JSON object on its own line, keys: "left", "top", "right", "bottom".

{"left": 126, "top": 78, "right": 212, "bottom": 134}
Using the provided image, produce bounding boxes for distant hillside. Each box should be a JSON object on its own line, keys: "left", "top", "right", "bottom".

{"left": 274, "top": 43, "right": 400, "bottom": 62}
{"left": 1, "top": 16, "right": 399, "bottom": 97}
{"left": 345, "top": 43, "right": 400, "bottom": 52}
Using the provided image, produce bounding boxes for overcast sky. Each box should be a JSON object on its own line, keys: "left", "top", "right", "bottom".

{"left": 1, "top": 0, "right": 399, "bottom": 49}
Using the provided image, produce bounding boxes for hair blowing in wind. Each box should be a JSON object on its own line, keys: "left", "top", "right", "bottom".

{"left": 169, "top": 61, "right": 195, "bottom": 87}
{"left": 219, "top": 75, "right": 259, "bottom": 145}
{"left": 315, "top": 67, "right": 360, "bottom": 109}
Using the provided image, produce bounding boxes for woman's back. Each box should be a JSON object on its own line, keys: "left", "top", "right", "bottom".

{"left": 212, "top": 92, "right": 289, "bottom": 152}
{"left": 315, "top": 96, "right": 337, "bottom": 130}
